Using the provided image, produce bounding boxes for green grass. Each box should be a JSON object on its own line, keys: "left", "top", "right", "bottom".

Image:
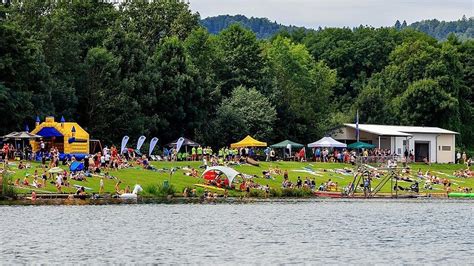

{"left": 2, "top": 160, "right": 473, "bottom": 197}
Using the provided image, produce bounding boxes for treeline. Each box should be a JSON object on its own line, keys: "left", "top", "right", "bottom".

{"left": 202, "top": 14, "right": 474, "bottom": 41}
{"left": 407, "top": 16, "right": 474, "bottom": 40}
{"left": 0, "top": 1, "right": 473, "bottom": 149}
{"left": 201, "top": 14, "right": 302, "bottom": 39}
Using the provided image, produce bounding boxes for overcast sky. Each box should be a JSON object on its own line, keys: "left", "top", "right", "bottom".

{"left": 189, "top": 0, "right": 473, "bottom": 28}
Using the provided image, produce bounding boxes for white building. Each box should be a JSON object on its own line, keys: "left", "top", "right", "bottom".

{"left": 331, "top": 124, "right": 458, "bottom": 163}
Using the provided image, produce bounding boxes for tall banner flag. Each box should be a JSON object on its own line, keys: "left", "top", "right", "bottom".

{"left": 136, "top": 136, "right": 146, "bottom": 152}
{"left": 176, "top": 137, "right": 185, "bottom": 153}
{"left": 121, "top": 136, "right": 129, "bottom": 154}
{"left": 356, "top": 110, "right": 360, "bottom": 142}
{"left": 149, "top": 137, "right": 159, "bottom": 157}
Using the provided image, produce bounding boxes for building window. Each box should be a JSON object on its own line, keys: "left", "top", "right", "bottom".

{"left": 441, "top": 146, "right": 451, "bottom": 151}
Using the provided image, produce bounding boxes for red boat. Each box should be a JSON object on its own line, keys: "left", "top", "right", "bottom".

{"left": 314, "top": 191, "right": 343, "bottom": 198}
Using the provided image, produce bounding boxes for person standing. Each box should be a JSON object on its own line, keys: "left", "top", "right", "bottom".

{"left": 191, "top": 146, "right": 196, "bottom": 161}
{"left": 197, "top": 146, "right": 203, "bottom": 161}
{"left": 99, "top": 177, "right": 104, "bottom": 194}
{"left": 456, "top": 151, "right": 461, "bottom": 164}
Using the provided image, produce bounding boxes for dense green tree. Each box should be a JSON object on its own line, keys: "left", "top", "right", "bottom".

{"left": 453, "top": 38, "right": 474, "bottom": 147}
{"left": 78, "top": 47, "right": 119, "bottom": 139}
{"left": 146, "top": 37, "right": 205, "bottom": 142}
{"left": 408, "top": 17, "right": 474, "bottom": 40}
{"left": 0, "top": 1, "right": 472, "bottom": 148}
{"left": 0, "top": 21, "right": 52, "bottom": 134}
{"left": 355, "top": 86, "right": 390, "bottom": 124}
{"left": 357, "top": 38, "right": 464, "bottom": 134}
{"left": 212, "top": 86, "right": 276, "bottom": 147}
{"left": 266, "top": 36, "right": 336, "bottom": 142}
{"left": 396, "top": 79, "right": 458, "bottom": 127}
{"left": 216, "top": 24, "right": 270, "bottom": 97}
{"left": 120, "top": 0, "right": 199, "bottom": 53}
{"left": 201, "top": 14, "right": 302, "bottom": 39}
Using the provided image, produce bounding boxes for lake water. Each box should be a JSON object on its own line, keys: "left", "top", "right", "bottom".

{"left": 0, "top": 199, "right": 473, "bottom": 264}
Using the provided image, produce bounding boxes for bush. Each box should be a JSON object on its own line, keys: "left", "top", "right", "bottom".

{"left": 249, "top": 189, "right": 267, "bottom": 198}
{"left": 1, "top": 173, "right": 17, "bottom": 199}
{"left": 281, "top": 187, "right": 313, "bottom": 197}
{"left": 145, "top": 183, "right": 176, "bottom": 197}
{"left": 269, "top": 188, "right": 282, "bottom": 197}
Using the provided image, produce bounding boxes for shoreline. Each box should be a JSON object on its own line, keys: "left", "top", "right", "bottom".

{"left": 1, "top": 193, "right": 471, "bottom": 206}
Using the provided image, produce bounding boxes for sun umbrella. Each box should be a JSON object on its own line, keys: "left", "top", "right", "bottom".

{"left": 48, "top": 167, "right": 64, "bottom": 174}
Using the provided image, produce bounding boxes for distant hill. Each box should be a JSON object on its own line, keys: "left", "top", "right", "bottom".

{"left": 201, "top": 15, "right": 473, "bottom": 41}
{"left": 406, "top": 16, "right": 474, "bottom": 40}
{"left": 200, "top": 15, "right": 303, "bottom": 39}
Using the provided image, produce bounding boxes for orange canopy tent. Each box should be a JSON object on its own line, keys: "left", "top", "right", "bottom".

{"left": 230, "top": 135, "right": 267, "bottom": 148}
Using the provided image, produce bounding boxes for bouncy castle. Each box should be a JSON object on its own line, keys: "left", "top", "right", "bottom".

{"left": 30, "top": 116, "right": 89, "bottom": 155}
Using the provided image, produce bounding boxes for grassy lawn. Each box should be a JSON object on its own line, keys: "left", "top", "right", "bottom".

{"left": 2, "top": 160, "right": 473, "bottom": 197}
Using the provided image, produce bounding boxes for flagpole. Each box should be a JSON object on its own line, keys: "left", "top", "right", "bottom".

{"left": 356, "top": 110, "right": 360, "bottom": 143}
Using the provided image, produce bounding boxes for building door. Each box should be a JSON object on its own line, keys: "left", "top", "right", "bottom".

{"left": 415, "top": 142, "right": 429, "bottom": 162}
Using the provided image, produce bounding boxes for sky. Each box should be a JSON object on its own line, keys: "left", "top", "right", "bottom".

{"left": 189, "top": 0, "right": 473, "bottom": 28}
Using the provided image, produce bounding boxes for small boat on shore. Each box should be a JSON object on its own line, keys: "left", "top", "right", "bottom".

{"left": 448, "top": 193, "right": 474, "bottom": 198}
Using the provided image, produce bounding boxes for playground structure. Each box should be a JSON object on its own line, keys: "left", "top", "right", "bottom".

{"left": 346, "top": 164, "right": 420, "bottom": 198}
{"left": 30, "top": 116, "right": 89, "bottom": 155}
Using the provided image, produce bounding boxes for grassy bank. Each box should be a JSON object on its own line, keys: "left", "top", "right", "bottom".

{"left": 1, "top": 161, "right": 473, "bottom": 198}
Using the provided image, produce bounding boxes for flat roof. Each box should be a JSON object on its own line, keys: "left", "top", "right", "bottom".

{"left": 344, "top": 124, "right": 458, "bottom": 136}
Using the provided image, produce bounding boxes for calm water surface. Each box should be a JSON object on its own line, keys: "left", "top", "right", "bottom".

{"left": 0, "top": 199, "right": 473, "bottom": 264}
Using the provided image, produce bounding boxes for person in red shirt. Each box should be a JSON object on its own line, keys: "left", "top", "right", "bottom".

{"left": 3, "top": 144, "right": 9, "bottom": 160}
{"left": 111, "top": 145, "right": 118, "bottom": 158}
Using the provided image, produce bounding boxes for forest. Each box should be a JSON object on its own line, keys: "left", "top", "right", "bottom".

{"left": 202, "top": 15, "right": 474, "bottom": 41}
{"left": 0, "top": 1, "right": 473, "bottom": 149}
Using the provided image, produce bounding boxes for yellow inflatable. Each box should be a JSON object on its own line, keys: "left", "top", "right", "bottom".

{"left": 30, "top": 116, "right": 89, "bottom": 154}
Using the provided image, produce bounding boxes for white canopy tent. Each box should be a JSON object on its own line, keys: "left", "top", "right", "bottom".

{"left": 308, "top": 137, "right": 347, "bottom": 148}
{"left": 202, "top": 166, "right": 242, "bottom": 184}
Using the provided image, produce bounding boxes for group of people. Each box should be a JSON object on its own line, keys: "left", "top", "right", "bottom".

{"left": 163, "top": 145, "right": 262, "bottom": 162}
{"left": 281, "top": 174, "right": 317, "bottom": 190}
{"left": 456, "top": 151, "right": 472, "bottom": 166}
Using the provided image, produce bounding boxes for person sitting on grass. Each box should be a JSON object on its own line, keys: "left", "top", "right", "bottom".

{"left": 18, "top": 160, "right": 25, "bottom": 169}
{"left": 23, "top": 176, "right": 30, "bottom": 186}
{"left": 76, "top": 186, "right": 86, "bottom": 196}
{"left": 32, "top": 176, "right": 42, "bottom": 188}
{"left": 318, "top": 183, "right": 325, "bottom": 191}
{"left": 62, "top": 174, "right": 69, "bottom": 187}
{"left": 296, "top": 177, "right": 302, "bottom": 188}
{"left": 115, "top": 180, "right": 122, "bottom": 194}
{"left": 326, "top": 179, "right": 336, "bottom": 191}
{"left": 14, "top": 178, "right": 20, "bottom": 186}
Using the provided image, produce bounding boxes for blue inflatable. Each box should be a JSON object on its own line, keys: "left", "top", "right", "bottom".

{"left": 70, "top": 161, "right": 85, "bottom": 172}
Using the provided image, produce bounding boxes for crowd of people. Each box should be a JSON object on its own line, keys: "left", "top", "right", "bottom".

{"left": 2, "top": 136, "right": 473, "bottom": 201}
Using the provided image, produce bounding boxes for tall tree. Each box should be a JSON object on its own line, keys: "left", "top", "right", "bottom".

{"left": 0, "top": 21, "right": 52, "bottom": 133}
{"left": 212, "top": 86, "right": 277, "bottom": 147}
{"left": 396, "top": 79, "right": 458, "bottom": 127}
{"left": 266, "top": 36, "right": 336, "bottom": 142}
{"left": 216, "top": 24, "right": 270, "bottom": 97}
{"left": 120, "top": 0, "right": 199, "bottom": 53}
{"left": 146, "top": 37, "right": 204, "bottom": 142}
